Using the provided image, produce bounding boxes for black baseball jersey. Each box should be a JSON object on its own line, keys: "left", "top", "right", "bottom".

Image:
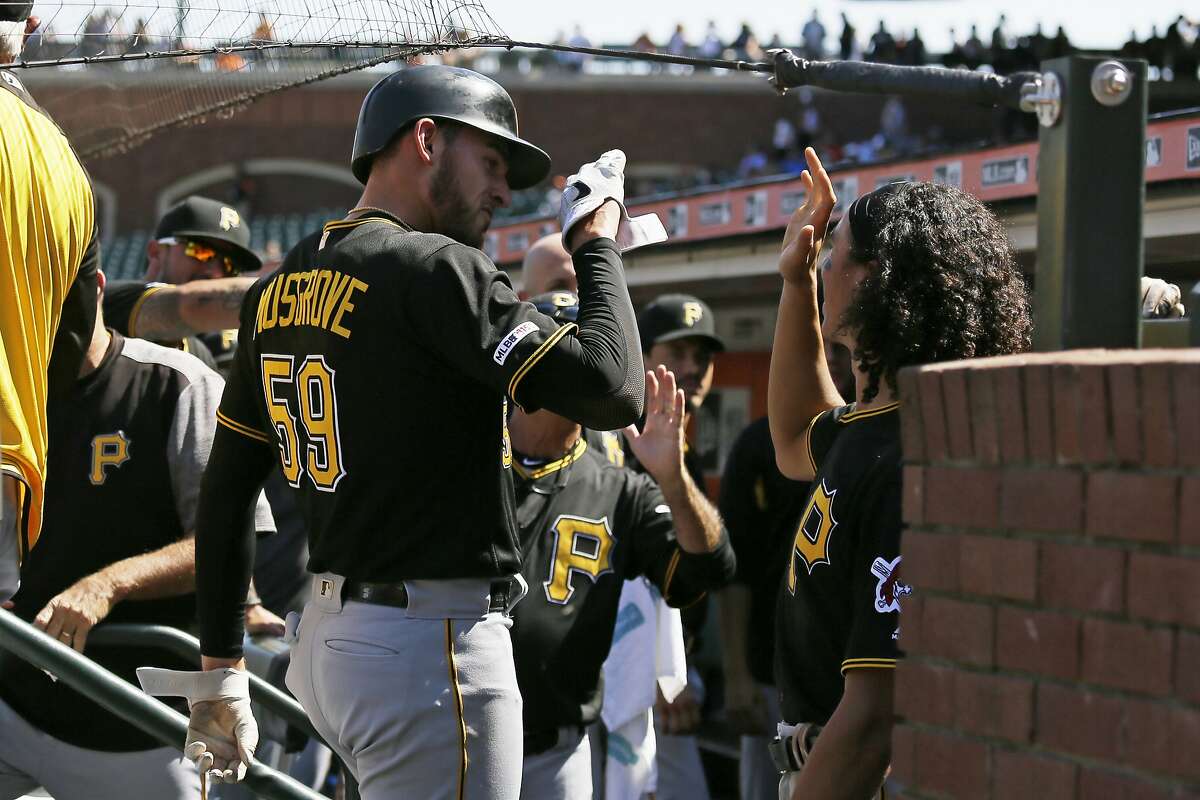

{"left": 774, "top": 402, "right": 906, "bottom": 725}
{"left": 718, "top": 417, "right": 810, "bottom": 686}
{"left": 103, "top": 280, "right": 221, "bottom": 371}
{"left": 215, "top": 210, "right": 637, "bottom": 586}
{"left": 509, "top": 440, "right": 735, "bottom": 733}
{"left": 0, "top": 332, "right": 268, "bottom": 751}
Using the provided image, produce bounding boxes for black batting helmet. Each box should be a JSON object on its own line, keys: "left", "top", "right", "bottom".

{"left": 350, "top": 65, "right": 551, "bottom": 190}
{"left": 530, "top": 291, "right": 580, "bottom": 325}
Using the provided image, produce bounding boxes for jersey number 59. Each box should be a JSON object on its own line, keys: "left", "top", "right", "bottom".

{"left": 260, "top": 354, "right": 347, "bottom": 492}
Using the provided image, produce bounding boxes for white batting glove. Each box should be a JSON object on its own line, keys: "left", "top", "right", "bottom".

{"left": 1140, "top": 276, "right": 1185, "bottom": 319}
{"left": 137, "top": 667, "right": 258, "bottom": 784}
{"left": 559, "top": 149, "right": 667, "bottom": 253}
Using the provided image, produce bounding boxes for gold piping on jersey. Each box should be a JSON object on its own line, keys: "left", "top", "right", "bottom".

{"left": 444, "top": 620, "right": 468, "bottom": 800}
{"left": 126, "top": 285, "right": 166, "bottom": 339}
{"left": 512, "top": 438, "right": 588, "bottom": 480}
{"left": 662, "top": 548, "right": 683, "bottom": 602}
{"left": 216, "top": 411, "right": 271, "bottom": 444}
{"left": 320, "top": 216, "right": 407, "bottom": 234}
{"left": 840, "top": 657, "right": 898, "bottom": 674}
{"left": 838, "top": 402, "right": 900, "bottom": 424}
{"left": 507, "top": 323, "right": 578, "bottom": 408}
{"left": 803, "top": 411, "right": 824, "bottom": 475}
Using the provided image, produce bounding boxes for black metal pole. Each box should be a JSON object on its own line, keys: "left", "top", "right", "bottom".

{"left": 1033, "top": 56, "right": 1148, "bottom": 350}
{"left": 0, "top": 611, "right": 324, "bottom": 800}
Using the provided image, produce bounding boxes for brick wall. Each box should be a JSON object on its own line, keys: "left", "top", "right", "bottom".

{"left": 891, "top": 349, "right": 1200, "bottom": 799}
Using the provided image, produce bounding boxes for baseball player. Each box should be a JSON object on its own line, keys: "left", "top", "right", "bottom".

{"left": 509, "top": 293, "right": 735, "bottom": 799}
{"left": 0, "top": 270, "right": 273, "bottom": 799}
{"left": 767, "top": 149, "right": 1031, "bottom": 798}
{"left": 140, "top": 65, "right": 648, "bottom": 800}
{"left": 104, "top": 195, "right": 265, "bottom": 372}
{"left": 1, "top": 2, "right": 101, "bottom": 601}
{"left": 631, "top": 293, "right": 726, "bottom": 800}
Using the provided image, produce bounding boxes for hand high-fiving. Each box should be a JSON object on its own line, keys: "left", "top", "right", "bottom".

{"left": 623, "top": 365, "right": 686, "bottom": 485}
{"left": 779, "top": 147, "right": 837, "bottom": 286}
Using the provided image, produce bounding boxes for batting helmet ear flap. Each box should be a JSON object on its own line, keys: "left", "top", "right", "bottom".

{"left": 351, "top": 65, "right": 551, "bottom": 190}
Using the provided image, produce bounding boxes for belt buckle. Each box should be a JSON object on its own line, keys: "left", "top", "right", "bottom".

{"left": 319, "top": 578, "right": 335, "bottom": 598}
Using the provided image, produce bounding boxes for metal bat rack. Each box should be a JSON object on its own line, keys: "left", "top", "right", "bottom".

{"left": 767, "top": 50, "right": 1157, "bottom": 351}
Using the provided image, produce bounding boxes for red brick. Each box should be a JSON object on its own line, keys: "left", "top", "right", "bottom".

{"left": 902, "top": 465, "right": 924, "bottom": 526}
{"left": 914, "top": 729, "right": 990, "bottom": 800}
{"left": 1141, "top": 364, "right": 1176, "bottom": 468}
{"left": 1040, "top": 541, "right": 1125, "bottom": 613}
{"left": 1053, "top": 363, "right": 1083, "bottom": 465}
{"left": 992, "top": 750, "right": 1077, "bottom": 800}
{"left": 918, "top": 369, "right": 949, "bottom": 463}
{"left": 1036, "top": 683, "right": 1124, "bottom": 761}
{"left": 1109, "top": 364, "right": 1143, "bottom": 465}
{"left": 1001, "top": 468, "right": 1084, "bottom": 533}
{"left": 1079, "top": 769, "right": 1173, "bottom": 800}
{"left": 899, "top": 594, "right": 924, "bottom": 653}
{"left": 953, "top": 671, "right": 1033, "bottom": 742}
{"left": 890, "top": 724, "right": 917, "bottom": 789}
{"left": 1024, "top": 364, "right": 1055, "bottom": 463}
{"left": 1128, "top": 553, "right": 1200, "bottom": 627}
{"left": 1177, "top": 632, "right": 1200, "bottom": 704}
{"left": 924, "top": 467, "right": 1000, "bottom": 530}
{"left": 901, "top": 528, "right": 959, "bottom": 593}
{"left": 995, "top": 367, "right": 1028, "bottom": 464}
{"left": 1174, "top": 364, "right": 1200, "bottom": 469}
{"left": 959, "top": 535, "right": 1037, "bottom": 601}
{"left": 996, "top": 606, "right": 1081, "bottom": 680}
{"left": 1079, "top": 364, "right": 1113, "bottom": 465}
{"left": 894, "top": 660, "right": 956, "bottom": 726}
{"left": 1181, "top": 477, "right": 1200, "bottom": 549}
{"left": 943, "top": 370, "right": 973, "bottom": 461}
{"left": 1086, "top": 472, "right": 1178, "bottom": 543}
{"left": 1171, "top": 707, "right": 1200, "bottom": 781}
{"left": 897, "top": 367, "right": 925, "bottom": 464}
{"left": 1124, "top": 697, "right": 1172, "bottom": 774}
{"left": 1081, "top": 618, "right": 1173, "bottom": 696}
{"left": 921, "top": 597, "right": 994, "bottom": 667}
{"left": 968, "top": 369, "right": 1001, "bottom": 465}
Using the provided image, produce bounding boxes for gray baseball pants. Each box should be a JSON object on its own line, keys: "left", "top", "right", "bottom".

{"left": 520, "top": 728, "right": 591, "bottom": 799}
{"left": 285, "top": 573, "right": 523, "bottom": 800}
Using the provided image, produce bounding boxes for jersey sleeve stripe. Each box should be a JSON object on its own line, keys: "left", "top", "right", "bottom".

{"left": 507, "top": 322, "right": 578, "bottom": 408}
{"left": 216, "top": 411, "right": 271, "bottom": 444}
{"left": 126, "top": 284, "right": 166, "bottom": 339}
{"left": 804, "top": 410, "right": 824, "bottom": 475}
{"left": 661, "top": 547, "right": 683, "bottom": 601}
{"left": 840, "top": 658, "right": 898, "bottom": 674}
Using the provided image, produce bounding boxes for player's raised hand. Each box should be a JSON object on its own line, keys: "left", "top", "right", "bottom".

{"left": 779, "top": 147, "right": 836, "bottom": 286}
{"left": 623, "top": 365, "right": 686, "bottom": 487}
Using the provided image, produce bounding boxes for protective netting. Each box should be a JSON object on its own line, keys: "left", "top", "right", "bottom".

{"left": 1, "top": 0, "right": 506, "bottom": 158}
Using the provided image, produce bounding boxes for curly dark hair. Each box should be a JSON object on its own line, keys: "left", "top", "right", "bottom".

{"left": 839, "top": 182, "right": 1033, "bottom": 402}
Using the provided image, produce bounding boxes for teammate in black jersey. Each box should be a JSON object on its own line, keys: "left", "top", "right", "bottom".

{"left": 0, "top": 271, "right": 272, "bottom": 798}
{"left": 510, "top": 293, "right": 734, "bottom": 799}
{"left": 767, "top": 149, "right": 1032, "bottom": 798}
{"left": 166, "top": 66, "right": 646, "bottom": 799}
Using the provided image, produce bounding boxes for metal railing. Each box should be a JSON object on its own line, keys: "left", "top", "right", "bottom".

{"left": 0, "top": 611, "right": 325, "bottom": 800}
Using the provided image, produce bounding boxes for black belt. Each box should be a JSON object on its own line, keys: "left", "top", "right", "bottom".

{"left": 342, "top": 578, "right": 513, "bottom": 614}
{"left": 523, "top": 726, "right": 584, "bottom": 757}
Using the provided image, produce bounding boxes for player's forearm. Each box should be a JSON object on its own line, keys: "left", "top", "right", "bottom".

{"left": 658, "top": 468, "right": 724, "bottom": 554}
{"left": 789, "top": 675, "right": 893, "bottom": 800}
{"left": 136, "top": 278, "right": 255, "bottom": 339}
{"left": 717, "top": 584, "right": 754, "bottom": 681}
{"left": 526, "top": 237, "right": 644, "bottom": 430}
{"left": 94, "top": 537, "right": 196, "bottom": 604}
{"left": 196, "top": 427, "right": 273, "bottom": 660}
{"left": 769, "top": 279, "right": 843, "bottom": 480}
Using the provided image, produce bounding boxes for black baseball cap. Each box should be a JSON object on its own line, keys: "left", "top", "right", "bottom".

{"left": 0, "top": 1, "right": 33, "bottom": 22}
{"left": 154, "top": 196, "right": 261, "bottom": 272}
{"left": 637, "top": 294, "right": 725, "bottom": 354}
{"left": 530, "top": 291, "right": 580, "bottom": 324}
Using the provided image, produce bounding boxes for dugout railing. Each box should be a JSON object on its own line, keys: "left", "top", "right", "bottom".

{"left": 0, "top": 611, "right": 356, "bottom": 800}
